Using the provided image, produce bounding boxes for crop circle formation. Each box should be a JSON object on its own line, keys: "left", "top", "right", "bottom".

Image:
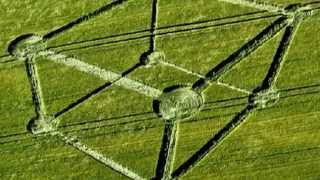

{"left": 3, "top": 0, "right": 318, "bottom": 179}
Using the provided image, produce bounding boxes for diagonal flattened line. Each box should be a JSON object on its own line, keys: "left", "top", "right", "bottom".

{"left": 159, "top": 60, "right": 205, "bottom": 79}
{"left": 53, "top": 62, "right": 142, "bottom": 120}
{"left": 43, "top": 0, "right": 129, "bottom": 40}
{"left": 192, "top": 16, "right": 289, "bottom": 92}
{"left": 171, "top": 105, "right": 255, "bottom": 178}
{"left": 159, "top": 60, "right": 250, "bottom": 94}
{"left": 155, "top": 121, "right": 178, "bottom": 180}
{"left": 216, "top": 81, "right": 251, "bottom": 94}
{"left": 219, "top": 0, "right": 284, "bottom": 13}
{"left": 255, "top": 17, "right": 303, "bottom": 92}
{"left": 38, "top": 50, "right": 162, "bottom": 99}
{"left": 53, "top": 131, "right": 145, "bottom": 180}
{"left": 53, "top": 81, "right": 113, "bottom": 119}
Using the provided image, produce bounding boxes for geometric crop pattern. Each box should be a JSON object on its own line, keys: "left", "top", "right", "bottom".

{"left": 6, "top": 0, "right": 320, "bottom": 179}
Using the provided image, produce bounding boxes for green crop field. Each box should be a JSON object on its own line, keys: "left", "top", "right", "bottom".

{"left": 0, "top": 0, "right": 320, "bottom": 179}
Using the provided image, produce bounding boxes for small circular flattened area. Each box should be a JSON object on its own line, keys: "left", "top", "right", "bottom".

{"left": 27, "top": 116, "right": 58, "bottom": 135}
{"left": 8, "top": 34, "right": 45, "bottom": 59}
{"left": 249, "top": 89, "right": 280, "bottom": 109}
{"left": 156, "top": 87, "right": 204, "bottom": 121}
{"left": 140, "top": 51, "right": 165, "bottom": 67}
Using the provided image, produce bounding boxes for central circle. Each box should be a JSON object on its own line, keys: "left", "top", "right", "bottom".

{"left": 156, "top": 87, "right": 204, "bottom": 121}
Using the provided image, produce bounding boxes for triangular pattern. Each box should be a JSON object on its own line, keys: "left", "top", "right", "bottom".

{"left": 36, "top": 57, "right": 105, "bottom": 115}
{"left": 157, "top": 18, "right": 276, "bottom": 75}
{"left": 221, "top": 29, "right": 284, "bottom": 91}
{"left": 57, "top": 86, "right": 154, "bottom": 127}
{"left": 56, "top": 86, "right": 160, "bottom": 179}
{"left": 276, "top": 17, "right": 320, "bottom": 89}
{"left": 70, "top": 122, "right": 164, "bottom": 178}
{"left": 173, "top": 84, "right": 248, "bottom": 170}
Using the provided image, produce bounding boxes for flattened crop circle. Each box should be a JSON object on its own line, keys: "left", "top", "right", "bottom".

{"left": 156, "top": 86, "right": 204, "bottom": 121}
{"left": 8, "top": 34, "right": 45, "bottom": 59}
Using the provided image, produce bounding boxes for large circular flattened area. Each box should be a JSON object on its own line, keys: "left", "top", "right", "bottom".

{"left": 156, "top": 87, "right": 204, "bottom": 121}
